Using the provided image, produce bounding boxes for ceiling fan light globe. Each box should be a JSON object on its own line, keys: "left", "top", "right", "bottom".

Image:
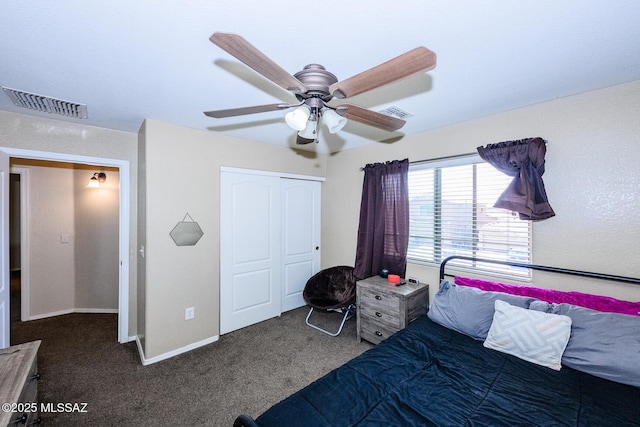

{"left": 322, "top": 109, "right": 348, "bottom": 134}
{"left": 298, "top": 119, "right": 318, "bottom": 140}
{"left": 285, "top": 106, "right": 310, "bottom": 131}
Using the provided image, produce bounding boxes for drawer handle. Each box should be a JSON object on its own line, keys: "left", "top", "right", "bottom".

{"left": 375, "top": 331, "right": 383, "bottom": 337}
{"left": 375, "top": 295, "right": 382, "bottom": 300}
{"left": 375, "top": 312, "right": 382, "bottom": 317}
{"left": 11, "top": 414, "right": 28, "bottom": 425}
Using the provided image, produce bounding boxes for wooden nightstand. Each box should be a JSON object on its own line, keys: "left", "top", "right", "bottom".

{"left": 0, "top": 340, "right": 41, "bottom": 427}
{"left": 356, "top": 276, "right": 429, "bottom": 345}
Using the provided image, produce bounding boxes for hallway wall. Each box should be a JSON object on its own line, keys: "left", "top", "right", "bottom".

{"left": 10, "top": 159, "right": 119, "bottom": 318}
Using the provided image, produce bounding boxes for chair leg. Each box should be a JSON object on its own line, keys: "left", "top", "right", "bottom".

{"left": 305, "top": 304, "right": 355, "bottom": 337}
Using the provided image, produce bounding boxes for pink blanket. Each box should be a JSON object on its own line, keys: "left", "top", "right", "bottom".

{"left": 454, "top": 276, "right": 640, "bottom": 316}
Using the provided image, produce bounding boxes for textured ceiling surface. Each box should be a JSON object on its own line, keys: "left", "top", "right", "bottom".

{"left": 1, "top": 1, "right": 639, "bottom": 152}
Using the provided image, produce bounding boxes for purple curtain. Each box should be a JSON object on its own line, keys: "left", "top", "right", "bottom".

{"left": 477, "top": 137, "right": 555, "bottom": 221}
{"left": 354, "top": 159, "right": 409, "bottom": 279}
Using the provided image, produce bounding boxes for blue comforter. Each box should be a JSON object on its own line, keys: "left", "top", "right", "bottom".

{"left": 251, "top": 316, "right": 640, "bottom": 426}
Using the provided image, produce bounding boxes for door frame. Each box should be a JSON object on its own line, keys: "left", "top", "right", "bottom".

{"left": 219, "top": 167, "right": 325, "bottom": 182}
{"left": 0, "top": 147, "right": 131, "bottom": 343}
{"left": 9, "top": 167, "right": 30, "bottom": 322}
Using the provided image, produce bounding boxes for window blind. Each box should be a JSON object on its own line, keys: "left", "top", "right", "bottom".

{"left": 408, "top": 157, "right": 531, "bottom": 278}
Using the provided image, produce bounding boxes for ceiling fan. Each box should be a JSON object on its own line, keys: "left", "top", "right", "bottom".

{"left": 204, "top": 32, "right": 436, "bottom": 145}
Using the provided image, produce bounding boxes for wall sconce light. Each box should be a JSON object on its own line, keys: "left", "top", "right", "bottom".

{"left": 87, "top": 172, "right": 107, "bottom": 188}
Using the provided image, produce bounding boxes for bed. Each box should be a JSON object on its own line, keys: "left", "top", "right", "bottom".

{"left": 233, "top": 256, "right": 640, "bottom": 426}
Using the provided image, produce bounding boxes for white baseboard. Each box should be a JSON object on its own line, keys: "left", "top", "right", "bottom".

{"left": 136, "top": 335, "right": 219, "bottom": 366}
{"left": 76, "top": 308, "right": 119, "bottom": 314}
{"left": 28, "top": 308, "right": 118, "bottom": 321}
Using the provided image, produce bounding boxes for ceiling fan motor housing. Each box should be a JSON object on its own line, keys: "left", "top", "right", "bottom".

{"left": 294, "top": 64, "right": 338, "bottom": 102}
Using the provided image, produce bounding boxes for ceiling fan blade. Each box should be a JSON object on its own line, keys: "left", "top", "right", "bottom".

{"left": 296, "top": 134, "right": 315, "bottom": 145}
{"left": 335, "top": 104, "right": 406, "bottom": 132}
{"left": 329, "top": 47, "right": 436, "bottom": 99}
{"left": 210, "top": 32, "right": 307, "bottom": 94}
{"left": 204, "top": 103, "right": 292, "bottom": 118}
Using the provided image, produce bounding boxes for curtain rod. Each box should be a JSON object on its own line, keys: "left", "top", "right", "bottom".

{"left": 360, "top": 138, "right": 548, "bottom": 171}
{"left": 409, "top": 152, "right": 478, "bottom": 165}
{"left": 359, "top": 152, "right": 478, "bottom": 171}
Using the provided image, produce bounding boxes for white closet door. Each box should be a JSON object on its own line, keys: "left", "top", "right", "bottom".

{"left": 220, "top": 172, "right": 282, "bottom": 334}
{"left": 281, "top": 179, "right": 321, "bottom": 312}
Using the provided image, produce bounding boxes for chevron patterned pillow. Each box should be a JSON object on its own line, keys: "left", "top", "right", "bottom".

{"left": 484, "top": 299, "right": 572, "bottom": 370}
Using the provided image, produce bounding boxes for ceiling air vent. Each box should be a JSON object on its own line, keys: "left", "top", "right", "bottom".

{"left": 2, "top": 87, "right": 88, "bottom": 119}
{"left": 377, "top": 105, "right": 413, "bottom": 120}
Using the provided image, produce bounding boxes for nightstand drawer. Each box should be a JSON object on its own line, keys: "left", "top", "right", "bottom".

{"left": 20, "top": 358, "right": 39, "bottom": 406}
{"left": 359, "top": 287, "right": 400, "bottom": 314}
{"left": 359, "top": 306, "right": 400, "bottom": 329}
{"left": 359, "top": 320, "right": 397, "bottom": 345}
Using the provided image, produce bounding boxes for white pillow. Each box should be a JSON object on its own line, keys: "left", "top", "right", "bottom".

{"left": 483, "top": 300, "right": 572, "bottom": 371}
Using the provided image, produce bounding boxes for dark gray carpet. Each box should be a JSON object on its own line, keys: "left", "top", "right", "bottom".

{"left": 10, "top": 301, "right": 372, "bottom": 426}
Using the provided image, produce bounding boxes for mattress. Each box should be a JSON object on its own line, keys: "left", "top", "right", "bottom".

{"left": 252, "top": 316, "right": 640, "bottom": 426}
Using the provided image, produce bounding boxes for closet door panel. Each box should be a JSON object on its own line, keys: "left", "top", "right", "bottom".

{"left": 281, "top": 179, "right": 321, "bottom": 312}
{"left": 220, "top": 173, "right": 281, "bottom": 334}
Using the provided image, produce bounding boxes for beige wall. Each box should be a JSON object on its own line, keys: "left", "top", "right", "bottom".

{"left": 0, "top": 110, "right": 138, "bottom": 334}
{"left": 136, "top": 123, "right": 147, "bottom": 351}
{"left": 139, "top": 119, "right": 326, "bottom": 360}
{"left": 74, "top": 166, "right": 120, "bottom": 310}
{"left": 15, "top": 161, "right": 76, "bottom": 315}
{"left": 323, "top": 80, "right": 640, "bottom": 304}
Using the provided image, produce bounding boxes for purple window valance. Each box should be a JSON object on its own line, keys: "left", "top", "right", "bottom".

{"left": 477, "top": 137, "right": 555, "bottom": 221}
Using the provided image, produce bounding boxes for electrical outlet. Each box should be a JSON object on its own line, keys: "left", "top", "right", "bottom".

{"left": 185, "top": 307, "right": 195, "bottom": 320}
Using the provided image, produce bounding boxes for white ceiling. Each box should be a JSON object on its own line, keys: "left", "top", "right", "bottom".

{"left": 2, "top": 1, "right": 639, "bottom": 153}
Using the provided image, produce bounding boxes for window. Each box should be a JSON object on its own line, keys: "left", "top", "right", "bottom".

{"left": 408, "top": 155, "right": 531, "bottom": 278}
